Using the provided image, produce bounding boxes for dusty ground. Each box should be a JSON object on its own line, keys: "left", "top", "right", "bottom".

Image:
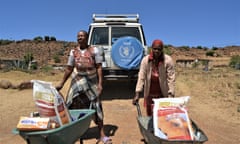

{"left": 0, "top": 68, "right": 240, "bottom": 144}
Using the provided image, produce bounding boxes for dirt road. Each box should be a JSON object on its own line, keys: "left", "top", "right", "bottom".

{"left": 0, "top": 70, "right": 239, "bottom": 144}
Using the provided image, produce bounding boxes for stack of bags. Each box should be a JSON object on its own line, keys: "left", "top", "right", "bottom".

{"left": 17, "top": 80, "right": 71, "bottom": 131}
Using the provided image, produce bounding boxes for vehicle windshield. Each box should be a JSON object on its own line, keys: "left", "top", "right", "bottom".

{"left": 111, "top": 27, "right": 141, "bottom": 44}
{"left": 89, "top": 27, "right": 109, "bottom": 45}
{"left": 89, "top": 27, "right": 142, "bottom": 45}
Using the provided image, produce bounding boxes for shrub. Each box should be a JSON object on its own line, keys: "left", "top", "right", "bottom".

{"left": 196, "top": 46, "right": 202, "bottom": 49}
{"left": 50, "top": 36, "right": 56, "bottom": 41}
{"left": 147, "top": 46, "right": 172, "bottom": 55}
{"left": 0, "top": 39, "right": 14, "bottom": 45}
{"left": 206, "top": 50, "right": 215, "bottom": 56}
{"left": 33, "top": 36, "right": 43, "bottom": 42}
{"left": 30, "top": 62, "right": 38, "bottom": 70}
{"left": 229, "top": 55, "right": 240, "bottom": 68}
{"left": 44, "top": 36, "right": 50, "bottom": 41}
{"left": 181, "top": 46, "right": 190, "bottom": 51}
{"left": 24, "top": 52, "right": 34, "bottom": 65}
{"left": 41, "top": 65, "right": 53, "bottom": 72}
{"left": 53, "top": 54, "right": 61, "bottom": 63}
{"left": 163, "top": 46, "right": 172, "bottom": 55}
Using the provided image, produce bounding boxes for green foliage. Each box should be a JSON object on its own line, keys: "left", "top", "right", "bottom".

{"left": 53, "top": 54, "right": 61, "bottom": 63}
{"left": 163, "top": 46, "right": 172, "bottom": 55}
{"left": 50, "top": 36, "right": 56, "bottom": 41}
{"left": 0, "top": 39, "right": 14, "bottom": 45}
{"left": 206, "top": 50, "right": 215, "bottom": 56}
{"left": 30, "top": 62, "right": 38, "bottom": 70}
{"left": 178, "top": 46, "right": 190, "bottom": 51}
{"left": 192, "top": 61, "right": 200, "bottom": 68}
{"left": 165, "top": 44, "right": 173, "bottom": 47}
{"left": 23, "top": 52, "right": 34, "bottom": 65}
{"left": 41, "top": 65, "right": 53, "bottom": 72}
{"left": 201, "top": 60, "right": 209, "bottom": 65}
{"left": 35, "top": 36, "right": 56, "bottom": 41}
{"left": 44, "top": 36, "right": 50, "bottom": 41}
{"left": 33, "top": 36, "right": 43, "bottom": 42}
{"left": 212, "top": 47, "right": 218, "bottom": 50}
{"left": 229, "top": 55, "right": 240, "bottom": 68}
{"left": 147, "top": 45, "right": 172, "bottom": 55}
{"left": 196, "top": 46, "right": 203, "bottom": 49}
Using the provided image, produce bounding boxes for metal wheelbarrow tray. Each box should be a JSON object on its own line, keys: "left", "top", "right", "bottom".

{"left": 136, "top": 103, "right": 208, "bottom": 144}
{"left": 12, "top": 109, "right": 95, "bottom": 144}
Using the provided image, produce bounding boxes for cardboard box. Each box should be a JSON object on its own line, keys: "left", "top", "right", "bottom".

{"left": 17, "top": 117, "right": 50, "bottom": 131}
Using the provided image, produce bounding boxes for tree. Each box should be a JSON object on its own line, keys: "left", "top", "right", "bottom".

{"left": 50, "top": 36, "right": 56, "bottom": 41}
{"left": 23, "top": 52, "right": 34, "bottom": 70}
{"left": 44, "top": 36, "right": 50, "bottom": 41}
{"left": 33, "top": 36, "right": 43, "bottom": 42}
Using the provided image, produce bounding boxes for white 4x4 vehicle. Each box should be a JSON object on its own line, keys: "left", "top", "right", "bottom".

{"left": 88, "top": 14, "right": 148, "bottom": 80}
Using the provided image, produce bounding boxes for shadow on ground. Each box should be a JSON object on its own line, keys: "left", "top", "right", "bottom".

{"left": 80, "top": 124, "right": 118, "bottom": 142}
{"left": 101, "top": 80, "right": 139, "bottom": 100}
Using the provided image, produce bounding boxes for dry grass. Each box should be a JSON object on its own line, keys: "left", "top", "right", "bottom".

{"left": 176, "top": 67, "right": 240, "bottom": 124}
{"left": 0, "top": 67, "right": 240, "bottom": 144}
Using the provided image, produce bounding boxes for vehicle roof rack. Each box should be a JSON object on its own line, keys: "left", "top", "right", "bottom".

{"left": 92, "top": 14, "right": 139, "bottom": 23}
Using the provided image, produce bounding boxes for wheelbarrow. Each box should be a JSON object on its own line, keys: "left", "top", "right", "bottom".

{"left": 135, "top": 102, "right": 208, "bottom": 144}
{"left": 12, "top": 109, "right": 95, "bottom": 144}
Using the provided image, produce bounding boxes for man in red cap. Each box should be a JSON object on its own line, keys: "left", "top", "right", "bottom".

{"left": 132, "top": 39, "right": 175, "bottom": 116}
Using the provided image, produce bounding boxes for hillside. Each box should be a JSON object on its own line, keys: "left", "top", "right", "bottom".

{"left": 0, "top": 40, "right": 239, "bottom": 69}
{"left": 0, "top": 40, "right": 76, "bottom": 67}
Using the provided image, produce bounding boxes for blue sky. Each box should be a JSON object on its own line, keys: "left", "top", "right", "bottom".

{"left": 1, "top": 0, "right": 239, "bottom": 48}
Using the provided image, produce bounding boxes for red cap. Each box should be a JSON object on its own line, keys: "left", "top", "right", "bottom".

{"left": 152, "top": 39, "right": 163, "bottom": 47}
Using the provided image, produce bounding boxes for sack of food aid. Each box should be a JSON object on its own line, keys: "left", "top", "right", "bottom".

{"left": 31, "top": 80, "right": 71, "bottom": 126}
{"left": 153, "top": 96, "right": 194, "bottom": 140}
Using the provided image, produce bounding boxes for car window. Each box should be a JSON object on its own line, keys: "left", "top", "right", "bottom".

{"left": 111, "top": 27, "right": 141, "bottom": 44}
{"left": 90, "top": 27, "right": 142, "bottom": 45}
{"left": 90, "top": 27, "right": 109, "bottom": 45}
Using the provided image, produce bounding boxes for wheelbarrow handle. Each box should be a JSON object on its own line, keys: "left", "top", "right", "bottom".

{"left": 136, "top": 102, "right": 142, "bottom": 117}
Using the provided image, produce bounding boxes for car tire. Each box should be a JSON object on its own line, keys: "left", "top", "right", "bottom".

{"left": 111, "top": 36, "right": 144, "bottom": 70}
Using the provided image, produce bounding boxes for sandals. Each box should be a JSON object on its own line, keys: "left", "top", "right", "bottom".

{"left": 96, "top": 136, "right": 112, "bottom": 144}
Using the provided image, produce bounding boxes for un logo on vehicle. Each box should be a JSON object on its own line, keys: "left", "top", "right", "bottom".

{"left": 119, "top": 42, "right": 134, "bottom": 59}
